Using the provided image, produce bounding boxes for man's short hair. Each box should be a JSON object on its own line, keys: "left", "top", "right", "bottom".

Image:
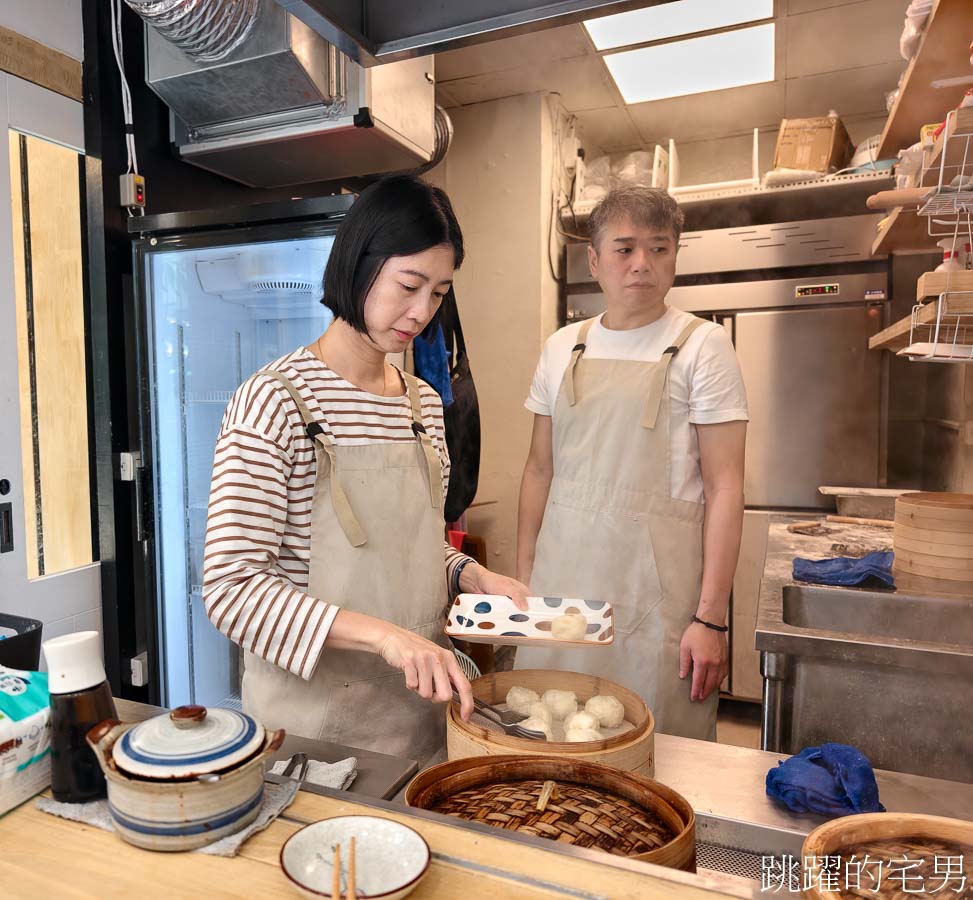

{"left": 588, "top": 186, "right": 684, "bottom": 250}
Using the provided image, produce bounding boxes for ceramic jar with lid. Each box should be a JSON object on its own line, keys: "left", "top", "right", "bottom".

{"left": 87, "top": 705, "right": 285, "bottom": 851}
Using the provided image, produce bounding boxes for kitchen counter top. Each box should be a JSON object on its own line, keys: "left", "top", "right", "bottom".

{"left": 753, "top": 513, "right": 973, "bottom": 784}
{"left": 757, "top": 514, "right": 893, "bottom": 624}
{"left": 6, "top": 692, "right": 971, "bottom": 898}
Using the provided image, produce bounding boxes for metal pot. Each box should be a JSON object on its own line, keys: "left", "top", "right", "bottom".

{"left": 86, "top": 705, "right": 285, "bottom": 852}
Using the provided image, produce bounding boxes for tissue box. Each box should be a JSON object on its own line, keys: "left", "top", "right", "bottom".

{"left": 0, "top": 665, "right": 51, "bottom": 815}
{"left": 773, "top": 116, "right": 855, "bottom": 173}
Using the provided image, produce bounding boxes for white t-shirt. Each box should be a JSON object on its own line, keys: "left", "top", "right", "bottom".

{"left": 525, "top": 306, "right": 749, "bottom": 504}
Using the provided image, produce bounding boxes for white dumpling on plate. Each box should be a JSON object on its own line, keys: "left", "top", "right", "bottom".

{"left": 550, "top": 612, "right": 587, "bottom": 641}
{"left": 541, "top": 689, "right": 578, "bottom": 720}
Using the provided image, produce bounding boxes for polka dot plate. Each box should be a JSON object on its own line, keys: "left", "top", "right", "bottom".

{"left": 444, "top": 594, "right": 614, "bottom": 646}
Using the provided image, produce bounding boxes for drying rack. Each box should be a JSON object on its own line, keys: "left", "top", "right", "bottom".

{"left": 901, "top": 107, "right": 973, "bottom": 364}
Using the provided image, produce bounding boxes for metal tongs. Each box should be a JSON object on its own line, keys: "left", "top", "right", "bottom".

{"left": 277, "top": 751, "right": 310, "bottom": 784}
{"left": 451, "top": 691, "right": 547, "bottom": 740}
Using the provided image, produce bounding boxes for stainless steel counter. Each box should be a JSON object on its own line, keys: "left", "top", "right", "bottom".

{"left": 754, "top": 515, "right": 973, "bottom": 783}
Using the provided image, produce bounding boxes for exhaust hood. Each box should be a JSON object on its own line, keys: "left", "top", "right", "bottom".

{"left": 130, "top": 0, "right": 437, "bottom": 186}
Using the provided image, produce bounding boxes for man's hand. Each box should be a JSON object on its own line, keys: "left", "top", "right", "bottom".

{"left": 678, "top": 621, "right": 728, "bottom": 702}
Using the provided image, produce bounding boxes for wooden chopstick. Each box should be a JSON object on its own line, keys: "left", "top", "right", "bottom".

{"left": 346, "top": 836, "right": 356, "bottom": 900}
{"left": 332, "top": 843, "right": 341, "bottom": 898}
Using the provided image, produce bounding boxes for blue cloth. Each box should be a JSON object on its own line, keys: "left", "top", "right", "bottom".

{"left": 792, "top": 551, "right": 894, "bottom": 588}
{"left": 413, "top": 324, "right": 453, "bottom": 407}
{"left": 766, "top": 743, "right": 886, "bottom": 817}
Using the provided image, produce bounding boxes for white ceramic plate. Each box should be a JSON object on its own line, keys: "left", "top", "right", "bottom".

{"left": 444, "top": 594, "right": 614, "bottom": 646}
{"left": 280, "top": 815, "right": 431, "bottom": 900}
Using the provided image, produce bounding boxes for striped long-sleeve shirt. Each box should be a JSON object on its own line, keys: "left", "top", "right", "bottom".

{"left": 203, "top": 347, "right": 468, "bottom": 681}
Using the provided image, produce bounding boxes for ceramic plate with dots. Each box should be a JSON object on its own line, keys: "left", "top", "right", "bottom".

{"left": 445, "top": 594, "right": 614, "bottom": 646}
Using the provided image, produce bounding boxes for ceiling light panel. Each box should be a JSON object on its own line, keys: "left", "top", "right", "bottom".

{"left": 603, "top": 23, "right": 776, "bottom": 105}
{"left": 584, "top": 0, "right": 773, "bottom": 51}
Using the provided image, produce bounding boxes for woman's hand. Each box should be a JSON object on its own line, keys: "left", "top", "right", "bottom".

{"left": 460, "top": 563, "right": 531, "bottom": 611}
{"left": 326, "top": 610, "right": 474, "bottom": 720}
{"left": 377, "top": 625, "right": 474, "bottom": 721}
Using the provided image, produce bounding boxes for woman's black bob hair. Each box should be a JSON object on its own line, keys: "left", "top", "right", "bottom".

{"left": 321, "top": 175, "right": 464, "bottom": 334}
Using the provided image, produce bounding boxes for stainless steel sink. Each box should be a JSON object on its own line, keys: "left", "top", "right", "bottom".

{"left": 757, "top": 583, "right": 973, "bottom": 784}
{"left": 781, "top": 584, "right": 973, "bottom": 644}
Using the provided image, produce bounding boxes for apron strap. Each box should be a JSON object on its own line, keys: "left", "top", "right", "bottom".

{"left": 565, "top": 317, "right": 596, "bottom": 407}
{"left": 258, "top": 370, "right": 367, "bottom": 548}
{"left": 641, "top": 316, "right": 708, "bottom": 430}
{"left": 399, "top": 370, "right": 443, "bottom": 510}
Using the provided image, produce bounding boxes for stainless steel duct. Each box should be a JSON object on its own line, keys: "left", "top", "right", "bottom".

{"left": 123, "top": 0, "right": 260, "bottom": 63}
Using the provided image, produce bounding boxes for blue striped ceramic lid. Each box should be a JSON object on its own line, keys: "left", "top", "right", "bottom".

{"left": 112, "top": 706, "right": 264, "bottom": 779}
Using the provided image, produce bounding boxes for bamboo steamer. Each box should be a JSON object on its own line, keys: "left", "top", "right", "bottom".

{"left": 893, "top": 493, "right": 973, "bottom": 593}
{"left": 802, "top": 813, "right": 973, "bottom": 899}
{"left": 406, "top": 754, "right": 695, "bottom": 872}
{"left": 447, "top": 669, "right": 655, "bottom": 776}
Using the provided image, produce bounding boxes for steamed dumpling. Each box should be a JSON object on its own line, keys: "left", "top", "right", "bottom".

{"left": 518, "top": 716, "right": 552, "bottom": 740}
{"left": 506, "top": 686, "right": 539, "bottom": 715}
{"left": 551, "top": 613, "right": 587, "bottom": 641}
{"left": 584, "top": 694, "right": 625, "bottom": 728}
{"left": 525, "top": 700, "right": 553, "bottom": 726}
{"left": 541, "top": 689, "right": 577, "bottom": 720}
{"left": 564, "top": 710, "right": 599, "bottom": 733}
{"left": 565, "top": 727, "right": 603, "bottom": 743}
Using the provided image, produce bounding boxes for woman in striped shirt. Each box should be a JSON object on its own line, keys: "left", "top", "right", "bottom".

{"left": 203, "top": 176, "right": 529, "bottom": 763}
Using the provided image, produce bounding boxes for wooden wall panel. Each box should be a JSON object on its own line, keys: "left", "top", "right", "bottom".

{"left": 10, "top": 130, "right": 92, "bottom": 578}
{"left": 25, "top": 134, "right": 91, "bottom": 576}
{"left": 0, "top": 26, "right": 82, "bottom": 101}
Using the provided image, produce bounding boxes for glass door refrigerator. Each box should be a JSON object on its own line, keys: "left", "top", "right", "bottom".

{"left": 125, "top": 195, "right": 353, "bottom": 708}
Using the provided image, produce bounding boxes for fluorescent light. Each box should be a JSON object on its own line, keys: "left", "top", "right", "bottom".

{"left": 604, "top": 23, "right": 775, "bottom": 105}
{"left": 584, "top": 0, "right": 773, "bottom": 51}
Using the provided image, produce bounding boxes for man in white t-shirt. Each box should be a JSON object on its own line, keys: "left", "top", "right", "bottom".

{"left": 515, "top": 187, "right": 748, "bottom": 741}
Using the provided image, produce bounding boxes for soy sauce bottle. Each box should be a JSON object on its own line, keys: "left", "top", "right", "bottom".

{"left": 43, "top": 631, "right": 117, "bottom": 802}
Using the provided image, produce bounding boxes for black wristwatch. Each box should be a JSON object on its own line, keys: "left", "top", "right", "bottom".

{"left": 690, "top": 615, "right": 728, "bottom": 633}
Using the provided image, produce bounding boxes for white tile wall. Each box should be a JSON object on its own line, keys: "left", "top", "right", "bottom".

{"left": 34, "top": 608, "right": 103, "bottom": 673}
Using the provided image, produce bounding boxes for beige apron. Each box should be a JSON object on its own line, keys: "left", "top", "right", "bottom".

{"left": 241, "top": 367, "right": 451, "bottom": 766}
{"left": 517, "top": 315, "right": 718, "bottom": 741}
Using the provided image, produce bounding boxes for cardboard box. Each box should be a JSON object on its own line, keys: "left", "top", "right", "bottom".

{"left": 773, "top": 115, "right": 855, "bottom": 173}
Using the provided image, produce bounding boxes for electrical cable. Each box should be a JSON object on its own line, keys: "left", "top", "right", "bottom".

{"left": 110, "top": 0, "right": 139, "bottom": 175}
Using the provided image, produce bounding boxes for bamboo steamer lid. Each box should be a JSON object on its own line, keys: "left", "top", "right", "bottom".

{"left": 406, "top": 754, "right": 695, "bottom": 872}
{"left": 446, "top": 669, "right": 655, "bottom": 777}
{"left": 801, "top": 813, "right": 973, "bottom": 899}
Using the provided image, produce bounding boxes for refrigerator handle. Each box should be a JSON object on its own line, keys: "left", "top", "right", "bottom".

{"left": 118, "top": 451, "right": 147, "bottom": 543}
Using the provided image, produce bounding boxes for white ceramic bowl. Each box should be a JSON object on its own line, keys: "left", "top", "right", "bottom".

{"left": 280, "top": 816, "right": 431, "bottom": 900}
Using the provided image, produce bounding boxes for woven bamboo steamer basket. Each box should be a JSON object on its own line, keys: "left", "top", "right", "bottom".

{"left": 406, "top": 754, "right": 695, "bottom": 872}
{"left": 802, "top": 813, "right": 973, "bottom": 899}
{"left": 446, "top": 668, "right": 655, "bottom": 776}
